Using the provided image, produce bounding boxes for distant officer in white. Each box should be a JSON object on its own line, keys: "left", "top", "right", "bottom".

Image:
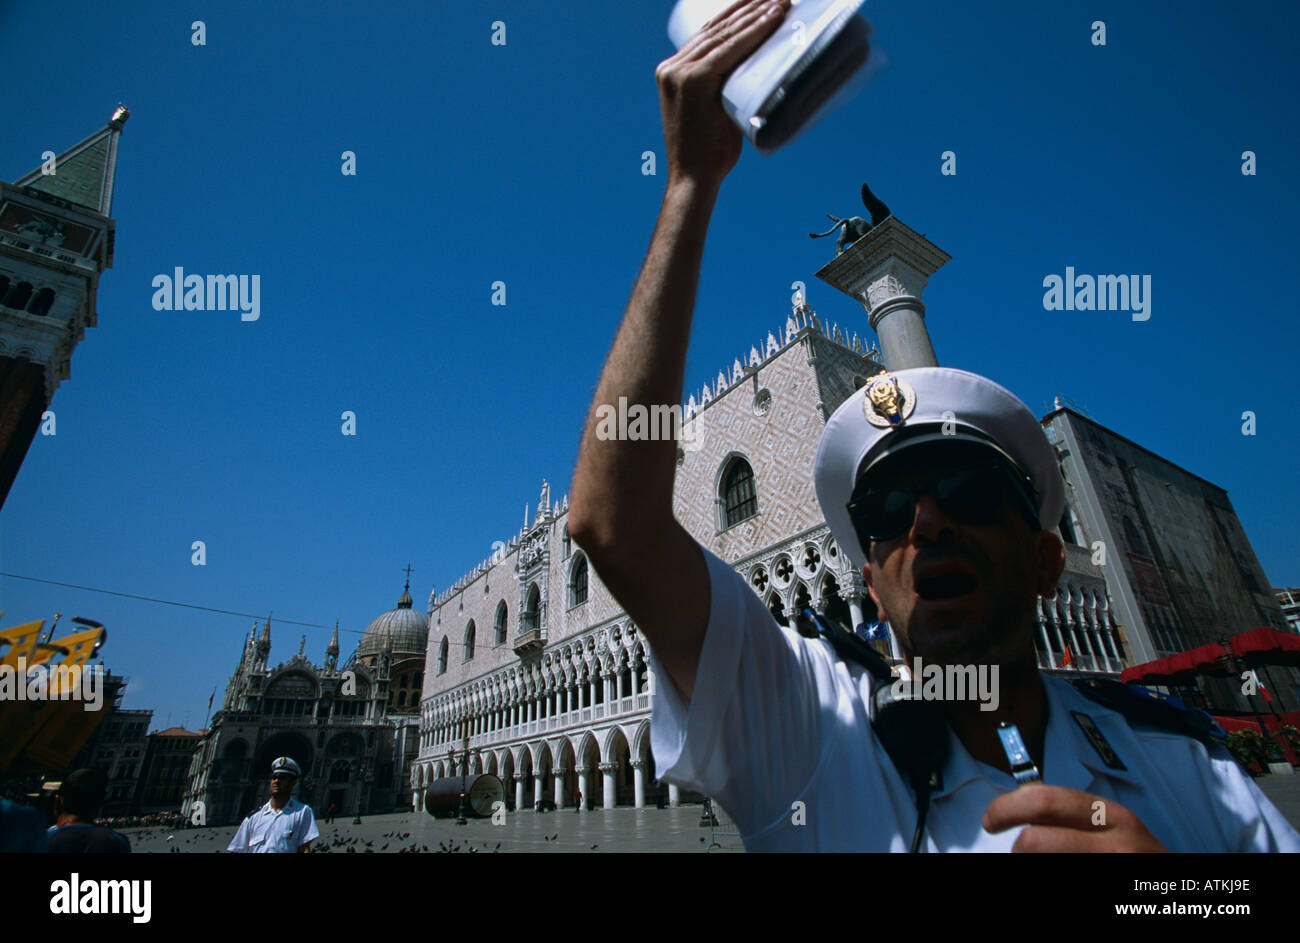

{"left": 227, "top": 757, "right": 319, "bottom": 854}
{"left": 568, "top": 0, "right": 1300, "bottom": 852}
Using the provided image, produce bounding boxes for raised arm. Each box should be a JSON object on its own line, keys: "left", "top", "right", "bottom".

{"left": 568, "top": 0, "right": 790, "bottom": 702}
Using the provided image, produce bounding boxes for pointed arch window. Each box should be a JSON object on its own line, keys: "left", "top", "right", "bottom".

{"left": 568, "top": 554, "right": 589, "bottom": 608}
{"left": 522, "top": 584, "right": 541, "bottom": 634}
{"left": 464, "top": 621, "right": 476, "bottom": 661}
{"left": 494, "top": 601, "right": 508, "bottom": 645}
{"left": 437, "top": 637, "right": 448, "bottom": 675}
{"left": 722, "top": 457, "right": 758, "bottom": 528}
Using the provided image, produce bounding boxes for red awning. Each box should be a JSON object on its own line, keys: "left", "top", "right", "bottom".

{"left": 1231, "top": 626, "right": 1300, "bottom": 668}
{"left": 1121, "top": 626, "right": 1300, "bottom": 684}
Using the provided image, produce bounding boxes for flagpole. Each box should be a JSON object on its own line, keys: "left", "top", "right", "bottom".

{"left": 1259, "top": 664, "right": 1285, "bottom": 716}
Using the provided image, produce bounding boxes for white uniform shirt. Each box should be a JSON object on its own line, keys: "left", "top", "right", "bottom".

{"left": 649, "top": 547, "right": 1300, "bottom": 852}
{"left": 227, "top": 797, "right": 319, "bottom": 853}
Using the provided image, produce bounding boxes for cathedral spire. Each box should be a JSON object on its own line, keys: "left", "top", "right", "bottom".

{"left": 324, "top": 620, "right": 340, "bottom": 671}
{"left": 256, "top": 614, "right": 271, "bottom": 662}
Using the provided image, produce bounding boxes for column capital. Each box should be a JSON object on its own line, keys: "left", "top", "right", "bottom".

{"left": 598, "top": 762, "right": 618, "bottom": 774}
{"left": 814, "top": 217, "right": 948, "bottom": 370}
{"left": 630, "top": 759, "right": 645, "bottom": 770}
{"left": 838, "top": 567, "right": 867, "bottom": 596}
{"left": 815, "top": 218, "right": 950, "bottom": 309}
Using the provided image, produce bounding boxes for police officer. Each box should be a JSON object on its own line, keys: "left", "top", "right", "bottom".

{"left": 567, "top": 0, "right": 1300, "bottom": 851}
{"left": 227, "top": 757, "right": 319, "bottom": 854}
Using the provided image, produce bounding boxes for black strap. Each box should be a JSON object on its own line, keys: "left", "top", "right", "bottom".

{"left": 801, "top": 610, "right": 946, "bottom": 852}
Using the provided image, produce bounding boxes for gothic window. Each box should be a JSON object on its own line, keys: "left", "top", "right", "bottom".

{"left": 464, "top": 621, "right": 476, "bottom": 661}
{"left": 494, "top": 601, "right": 507, "bottom": 645}
{"left": 522, "top": 584, "right": 541, "bottom": 634}
{"left": 562, "top": 525, "right": 571, "bottom": 559}
{"left": 569, "top": 555, "right": 589, "bottom": 608}
{"left": 767, "top": 593, "right": 788, "bottom": 627}
{"left": 437, "top": 637, "right": 448, "bottom": 675}
{"left": 721, "top": 457, "right": 758, "bottom": 528}
{"left": 792, "top": 582, "right": 811, "bottom": 615}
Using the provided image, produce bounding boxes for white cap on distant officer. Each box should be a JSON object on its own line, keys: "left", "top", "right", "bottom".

{"left": 814, "top": 367, "right": 1065, "bottom": 568}
{"left": 270, "top": 756, "right": 301, "bottom": 777}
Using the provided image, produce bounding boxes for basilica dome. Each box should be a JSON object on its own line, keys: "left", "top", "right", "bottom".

{"left": 357, "top": 582, "right": 429, "bottom": 658}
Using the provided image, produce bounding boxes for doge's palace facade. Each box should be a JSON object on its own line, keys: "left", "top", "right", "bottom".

{"left": 413, "top": 302, "right": 894, "bottom": 811}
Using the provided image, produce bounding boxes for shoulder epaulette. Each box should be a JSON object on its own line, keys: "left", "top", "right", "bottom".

{"left": 1069, "top": 678, "right": 1227, "bottom": 746}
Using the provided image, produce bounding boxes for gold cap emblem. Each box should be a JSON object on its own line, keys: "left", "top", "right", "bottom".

{"left": 863, "top": 373, "right": 916, "bottom": 428}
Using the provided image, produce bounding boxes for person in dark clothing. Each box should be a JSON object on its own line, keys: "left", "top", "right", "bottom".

{"left": 46, "top": 769, "right": 131, "bottom": 853}
{"left": 0, "top": 798, "right": 47, "bottom": 852}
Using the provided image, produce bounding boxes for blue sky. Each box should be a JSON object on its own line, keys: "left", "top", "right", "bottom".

{"left": 2, "top": 0, "right": 1297, "bottom": 731}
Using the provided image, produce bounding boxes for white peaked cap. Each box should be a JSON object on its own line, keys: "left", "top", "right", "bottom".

{"left": 814, "top": 367, "right": 1065, "bottom": 568}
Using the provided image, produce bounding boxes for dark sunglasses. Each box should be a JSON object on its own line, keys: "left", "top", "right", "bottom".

{"left": 848, "top": 461, "right": 1039, "bottom": 544}
{"left": 270, "top": 773, "right": 295, "bottom": 781}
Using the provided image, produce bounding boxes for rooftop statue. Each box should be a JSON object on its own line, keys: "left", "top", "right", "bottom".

{"left": 809, "top": 183, "right": 891, "bottom": 256}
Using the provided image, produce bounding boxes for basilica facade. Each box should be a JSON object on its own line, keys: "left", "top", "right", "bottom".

{"left": 182, "top": 584, "right": 427, "bottom": 826}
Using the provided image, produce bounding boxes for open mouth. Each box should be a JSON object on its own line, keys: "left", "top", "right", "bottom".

{"left": 915, "top": 568, "right": 980, "bottom": 601}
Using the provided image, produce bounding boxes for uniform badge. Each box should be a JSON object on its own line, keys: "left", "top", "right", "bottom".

{"left": 1072, "top": 711, "right": 1126, "bottom": 771}
{"left": 863, "top": 373, "right": 916, "bottom": 428}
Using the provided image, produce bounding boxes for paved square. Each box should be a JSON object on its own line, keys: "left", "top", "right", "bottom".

{"left": 123, "top": 805, "right": 744, "bottom": 854}
{"left": 122, "top": 773, "right": 1300, "bottom": 853}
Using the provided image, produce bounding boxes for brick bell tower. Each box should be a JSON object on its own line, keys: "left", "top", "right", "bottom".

{"left": 0, "top": 105, "right": 128, "bottom": 508}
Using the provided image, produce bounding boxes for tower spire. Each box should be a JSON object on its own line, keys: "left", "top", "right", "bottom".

{"left": 14, "top": 104, "right": 130, "bottom": 215}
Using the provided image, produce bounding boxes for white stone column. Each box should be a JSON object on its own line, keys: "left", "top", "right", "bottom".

{"left": 576, "top": 766, "right": 588, "bottom": 811}
{"left": 514, "top": 773, "right": 525, "bottom": 811}
{"left": 814, "top": 217, "right": 950, "bottom": 371}
{"left": 631, "top": 759, "right": 646, "bottom": 808}
{"left": 847, "top": 597, "right": 864, "bottom": 630}
{"left": 553, "top": 768, "right": 566, "bottom": 808}
{"left": 600, "top": 762, "right": 617, "bottom": 809}
{"left": 533, "top": 774, "right": 544, "bottom": 809}
{"left": 668, "top": 783, "right": 680, "bottom": 807}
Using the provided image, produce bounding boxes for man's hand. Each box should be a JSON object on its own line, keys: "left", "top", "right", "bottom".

{"left": 655, "top": 0, "right": 791, "bottom": 189}
{"left": 982, "top": 784, "right": 1169, "bottom": 852}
